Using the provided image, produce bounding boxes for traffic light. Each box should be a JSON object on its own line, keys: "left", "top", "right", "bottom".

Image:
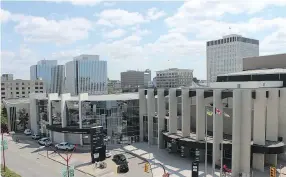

{"left": 270, "top": 166, "right": 276, "bottom": 177}
{"left": 144, "top": 163, "right": 149, "bottom": 173}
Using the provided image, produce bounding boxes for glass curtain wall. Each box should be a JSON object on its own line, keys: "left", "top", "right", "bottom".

{"left": 36, "top": 99, "right": 48, "bottom": 136}
{"left": 51, "top": 100, "right": 61, "bottom": 125}
{"left": 81, "top": 99, "right": 139, "bottom": 145}
{"left": 66, "top": 101, "right": 79, "bottom": 127}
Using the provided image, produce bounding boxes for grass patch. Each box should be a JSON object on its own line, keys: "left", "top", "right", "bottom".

{"left": 1, "top": 165, "right": 21, "bottom": 177}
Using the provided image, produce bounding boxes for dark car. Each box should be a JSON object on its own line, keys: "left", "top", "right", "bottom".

{"left": 113, "top": 154, "right": 129, "bottom": 173}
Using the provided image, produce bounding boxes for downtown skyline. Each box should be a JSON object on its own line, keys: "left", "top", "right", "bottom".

{"left": 1, "top": 0, "right": 286, "bottom": 80}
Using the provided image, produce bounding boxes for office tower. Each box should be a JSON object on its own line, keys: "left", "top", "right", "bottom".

{"left": 51, "top": 65, "right": 65, "bottom": 94}
{"left": 30, "top": 60, "right": 57, "bottom": 93}
{"left": 155, "top": 68, "right": 193, "bottom": 88}
{"left": 1, "top": 74, "right": 13, "bottom": 81}
{"left": 206, "top": 34, "right": 259, "bottom": 83}
{"left": 65, "top": 54, "right": 107, "bottom": 95}
{"left": 1, "top": 79, "right": 45, "bottom": 99}
{"left": 121, "top": 69, "right": 151, "bottom": 90}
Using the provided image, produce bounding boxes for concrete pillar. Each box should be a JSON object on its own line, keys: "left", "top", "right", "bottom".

{"left": 182, "top": 88, "right": 190, "bottom": 137}
{"left": 147, "top": 89, "right": 155, "bottom": 145}
{"left": 169, "top": 88, "right": 177, "bottom": 134}
{"left": 253, "top": 89, "right": 267, "bottom": 171}
{"left": 79, "top": 93, "right": 88, "bottom": 146}
{"left": 265, "top": 88, "right": 279, "bottom": 166}
{"left": 232, "top": 89, "right": 242, "bottom": 176}
{"left": 240, "top": 89, "right": 252, "bottom": 176}
{"left": 29, "top": 97, "right": 38, "bottom": 134}
{"left": 157, "top": 89, "right": 166, "bottom": 149}
{"left": 196, "top": 89, "right": 205, "bottom": 141}
{"left": 279, "top": 88, "right": 286, "bottom": 144}
{"left": 212, "top": 89, "right": 223, "bottom": 168}
{"left": 60, "top": 93, "right": 71, "bottom": 142}
{"left": 139, "top": 89, "right": 147, "bottom": 142}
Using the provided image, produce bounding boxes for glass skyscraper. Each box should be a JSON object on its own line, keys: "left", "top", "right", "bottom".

{"left": 65, "top": 55, "right": 107, "bottom": 95}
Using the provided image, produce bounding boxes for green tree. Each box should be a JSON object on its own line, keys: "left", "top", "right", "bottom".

{"left": 1, "top": 107, "right": 8, "bottom": 133}
{"left": 193, "top": 77, "right": 199, "bottom": 83}
{"left": 17, "top": 108, "right": 29, "bottom": 130}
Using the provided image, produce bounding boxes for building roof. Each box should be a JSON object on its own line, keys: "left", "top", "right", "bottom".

{"left": 2, "top": 98, "right": 30, "bottom": 105}
{"left": 218, "top": 69, "right": 286, "bottom": 76}
{"left": 70, "top": 92, "right": 139, "bottom": 101}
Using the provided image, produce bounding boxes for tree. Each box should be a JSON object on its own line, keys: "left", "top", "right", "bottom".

{"left": 193, "top": 77, "right": 199, "bottom": 83}
{"left": 17, "top": 108, "right": 29, "bottom": 130}
{"left": 1, "top": 107, "right": 8, "bottom": 133}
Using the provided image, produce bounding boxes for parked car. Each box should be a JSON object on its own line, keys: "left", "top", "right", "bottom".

{"left": 113, "top": 154, "right": 129, "bottom": 173}
{"left": 24, "top": 129, "right": 32, "bottom": 135}
{"left": 38, "top": 137, "right": 52, "bottom": 146}
{"left": 55, "top": 142, "right": 75, "bottom": 151}
{"left": 31, "top": 134, "right": 41, "bottom": 140}
{"left": 106, "top": 150, "right": 112, "bottom": 158}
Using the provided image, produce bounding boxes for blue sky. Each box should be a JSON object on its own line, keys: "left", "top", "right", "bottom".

{"left": 1, "top": 0, "right": 286, "bottom": 80}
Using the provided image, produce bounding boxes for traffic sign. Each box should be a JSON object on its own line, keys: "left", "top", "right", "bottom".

{"left": 0, "top": 139, "right": 8, "bottom": 150}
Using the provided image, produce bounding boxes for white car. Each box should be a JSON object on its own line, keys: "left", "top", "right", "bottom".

{"left": 106, "top": 150, "right": 112, "bottom": 158}
{"left": 31, "top": 134, "right": 41, "bottom": 140}
{"left": 24, "top": 129, "right": 32, "bottom": 135}
{"left": 55, "top": 142, "right": 75, "bottom": 151}
{"left": 38, "top": 137, "right": 52, "bottom": 146}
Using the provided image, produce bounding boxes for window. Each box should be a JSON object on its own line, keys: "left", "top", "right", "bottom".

{"left": 22, "top": 87, "right": 25, "bottom": 90}
{"left": 35, "top": 91, "right": 38, "bottom": 93}
{"left": 22, "top": 96, "right": 25, "bottom": 98}
{"left": 16, "top": 87, "right": 19, "bottom": 90}
{"left": 39, "top": 82, "right": 43, "bottom": 85}
{"left": 22, "top": 92, "right": 25, "bottom": 94}
{"left": 40, "top": 87, "right": 43, "bottom": 89}
{"left": 10, "top": 88, "right": 12, "bottom": 90}
{"left": 1, "top": 92, "right": 5, "bottom": 95}
{"left": 16, "top": 92, "right": 19, "bottom": 94}
{"left": 22, "top": 83, "right": 25, "bottom": 85}
{"left": 35, "top": 82, "right": 38, "bottom": 85}
{"left": 1, "top": 88, "right": 4, "bottom": 90}
{"left": 1, "top": 83, "right": 4, "bottom": 86}
{"left": 40, "top": 91, "right": 43, "bottom": 93}
{"left": 28, "top": 87, "right": 30, "bottom": 89}
{"left": 35, "top": 87, "right": 38, "bottom": 89}
{"left": 16, "top": 83, "right": 19, "bottom": 85}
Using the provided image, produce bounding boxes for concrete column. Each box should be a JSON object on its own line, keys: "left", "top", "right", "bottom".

{"left": 147, "top": 89, "right": 155, "bottom": 145}
{"left": 182, "top": 88, "right": 190, "bottom": 137}
{"left": 253, "top": 89, "right": 267, "bottom": 171}
{"left": 79, "top": 93, "right": 88, "bottom": 146}
{"left": 232, "top": 89, "right": 242, "bottom": 176}
{"left": 139, "top": 89, "right": 147, "bottom": 142}
{"left": 29, "top": 96, "right": 38, "bottom": 134}
{"left": 196, "top": 89, "right": 205, "bottom": 141}
{"left": 240, "top": 89, "right": 252, "bottom": 176}
{"left": 157, "top": 89, "right": 166, "bottom": 149}
{"left": 60, "top": 93, "right": 71, "bottom": 142}
{"left": 265, "top": 89, "right": 279, "bottom": 166}
{"left": 169, "top": 88, "right": 177, "bottom": 134}
{"left": 212, "top": 89, "right": 223, "bottom": 167}
{"left": 279, "top": 88, "right": 286, "bottom": 144}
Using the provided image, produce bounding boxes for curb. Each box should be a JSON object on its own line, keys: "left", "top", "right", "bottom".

{"left": 38, "top": 152, "right": 96, "bottom": 177}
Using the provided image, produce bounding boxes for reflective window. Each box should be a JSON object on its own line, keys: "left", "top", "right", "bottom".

{"left": 66, "top": 101, "right": 79, "bottom": 127}
{"left": 51, "top": 100, "right": 61, "bottom": 125}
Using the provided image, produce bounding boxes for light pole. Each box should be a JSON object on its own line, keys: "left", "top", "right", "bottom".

{"left": 205, "top": 110, "right": 208, "bottom": 177}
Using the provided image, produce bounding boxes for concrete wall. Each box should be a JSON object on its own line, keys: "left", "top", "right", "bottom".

{"left": 243, "top": 53, "right": 286, "bottom": 70}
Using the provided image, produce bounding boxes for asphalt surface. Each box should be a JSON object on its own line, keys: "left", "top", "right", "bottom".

{"left": 4, "top": 134, "right": 91, "bottom": 177}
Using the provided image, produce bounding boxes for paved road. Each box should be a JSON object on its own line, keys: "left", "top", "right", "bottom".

{"left": 4, "top": 135, "right": 91, "bottom": 177}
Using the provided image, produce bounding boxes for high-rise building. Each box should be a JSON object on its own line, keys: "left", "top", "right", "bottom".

{"left": 206, "top": 34, "right": 259, "bottom": 82}
{"left": 30, "top": 60, "right": 57, "bottom": 93}
{"left": 121, "top": 69, "right": 151, "bottom": 90}
{"left": 65, "top": 54, "right": 107, "bottom": 95}
{"left": 1, "top": 74, "right": 13, "bottom": 81}
{"left": 51, "top": 65, "right": 65, "bottom": 94}
{"left": 1, "top": 79, "right": 45, "bottom": 100}
{"left": 155, "top": 68, "right": 193, "bottom": 88}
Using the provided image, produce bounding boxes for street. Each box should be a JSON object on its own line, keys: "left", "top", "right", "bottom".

{"left": 4, "top": 134, "right": 91, "bottom": 177}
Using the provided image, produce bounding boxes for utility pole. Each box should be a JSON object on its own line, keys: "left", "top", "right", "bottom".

{"left": 1, "top": 133, "right": 6, "bottom": 171}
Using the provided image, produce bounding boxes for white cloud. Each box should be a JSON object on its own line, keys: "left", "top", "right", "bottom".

{"left": 96, "top": 9, "right": 146, "bottom": 27}
{"left": 146, "top": 7, "right": 166, "bottom": 20}
{"left": 47, "top": 0, "right": 103, "bottom": 6}
{"left": 96, "top": 7, "right": 166, "bottom": 27}
{"left": 0, "top": 9, "right": 11, "bottom": 23}
{"left": 103, "top": 2, "right": 116, "bottom": 7}
{"left": 103, "top": 29, "right": 126, "bottom": 39}
{"left": 2, "top": 9, "right": 93, "bottom": 44}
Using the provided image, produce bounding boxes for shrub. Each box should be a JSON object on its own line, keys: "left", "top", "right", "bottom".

{"left": 1, "top": 165, "right": 21, "bottom": 177}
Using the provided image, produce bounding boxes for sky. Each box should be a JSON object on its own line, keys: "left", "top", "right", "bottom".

{"left": 1, "top": 0, "right": 286, "bottom": 80}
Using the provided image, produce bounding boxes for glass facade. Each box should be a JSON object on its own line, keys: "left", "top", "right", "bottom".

{"left": 81, "top": 100, "right": 139, "bottom": 144}
{"left": 51, "top": 100, "right": 61, "bottom": 125}
{"left": 66, "top": 101, "right": 79, "bottom": 127}
{"left": 36, "top": 99, "right": 48, "bottom": 135}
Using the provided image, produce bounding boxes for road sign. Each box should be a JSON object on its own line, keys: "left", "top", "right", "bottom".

{"left": 270, "top": 166, "right": 276, "bottom": 177}
{"left": 0, "top": 139, "right": 8, "bottom": 150}
{"left": 62, "top": 166, "right": 75, "bottom": 177}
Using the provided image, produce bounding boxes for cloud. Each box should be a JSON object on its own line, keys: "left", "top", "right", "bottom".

{"left": 2, "top": 9, "right": 93, "bottom": 44}
{"left": 96, "top": 8, "right": 166, "bottom": 27}
{"left": 47, "top": 0, "right": 103, "bottom": 6}
{"left": 0, "top": 9, "right": 11, "bottom": 23}
{"left": 103, "top": 2, "right": 116, "bottom": 7}
{"left": 146, "top": 7, "right": 166, "bottom": 20}
{"left": 103, "top": 29, "right": 126, "bottom": 39}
